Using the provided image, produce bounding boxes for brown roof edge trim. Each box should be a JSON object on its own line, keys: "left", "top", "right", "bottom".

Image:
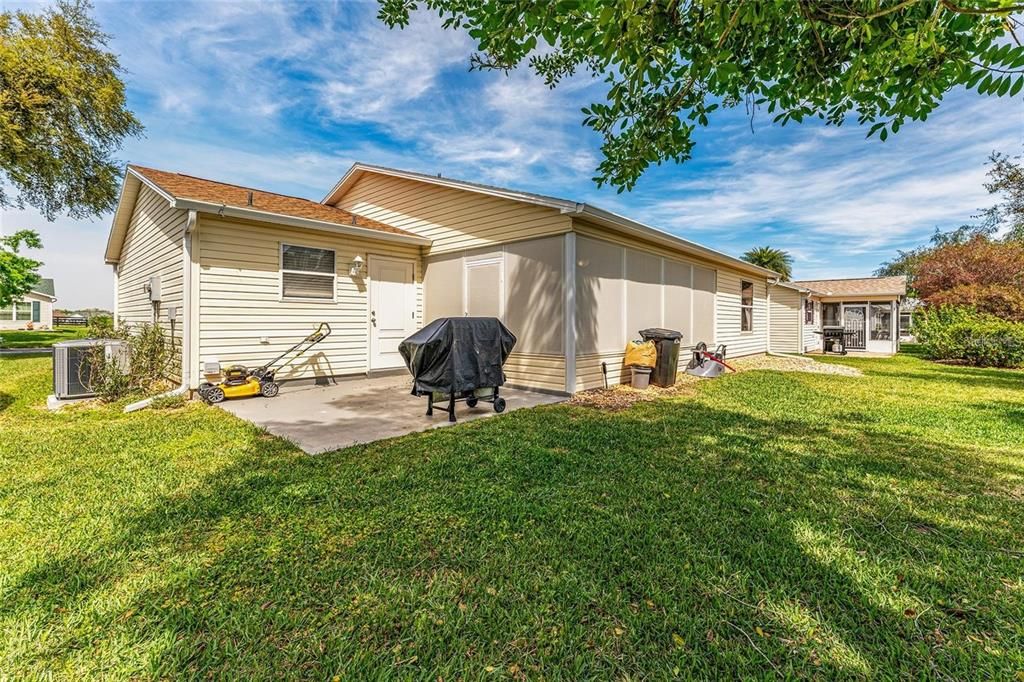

{"left": 177, "top": 199, "right": 431, "bottom": 245}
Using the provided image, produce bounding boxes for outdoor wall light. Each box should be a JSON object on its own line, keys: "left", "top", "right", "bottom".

{"left": 350, "top": 255, "right": 364, "bottom": 278}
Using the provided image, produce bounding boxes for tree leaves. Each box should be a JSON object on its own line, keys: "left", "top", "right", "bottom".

{"left": 0, "top": 230, "right": 43, "bottom": 309}
{"left": 379, "top": 0, "right": 1024, "bottom": 190}
{"left": 0, "top": 0, "right": 142, "bottom": 219}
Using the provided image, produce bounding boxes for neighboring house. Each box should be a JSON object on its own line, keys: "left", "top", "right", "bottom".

{"left": 770, "top": 276, "right": 907, "bottom": 355}
{"left": 0, "top": 278, "right": 56, "bottom": 330}
{"left": 104, "top": 164, "right": 783, "bottom": 394}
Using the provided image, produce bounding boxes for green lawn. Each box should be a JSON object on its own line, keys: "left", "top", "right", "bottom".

{"left": 1, "top": 350, "right": 1021, "bottom": 678}
{"left": 0, "top": 326, "right": 89, "bottom": 348}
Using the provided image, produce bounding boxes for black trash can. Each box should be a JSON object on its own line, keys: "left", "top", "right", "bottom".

{"left": 639, "top": 328, "right": 683, "bottom": 387}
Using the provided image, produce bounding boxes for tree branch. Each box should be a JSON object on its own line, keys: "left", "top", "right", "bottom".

{"left": 970, "top": 59, "right": 1024, "bottom": 73}
{"left": 941, "top": 0, "right": 1024, "bottom": 15}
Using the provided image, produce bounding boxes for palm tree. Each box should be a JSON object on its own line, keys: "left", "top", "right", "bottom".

{"left": 742, "top": 246, "right": 793, "bottom": 281}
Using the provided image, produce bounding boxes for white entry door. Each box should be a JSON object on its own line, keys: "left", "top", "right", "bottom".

{"left": 369, "top": 256, "right": 416, "bottom": 369}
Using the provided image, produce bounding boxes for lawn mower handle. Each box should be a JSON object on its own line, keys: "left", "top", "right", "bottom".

{"left": 258, "top": 322, "right": 332, "bottom": 374}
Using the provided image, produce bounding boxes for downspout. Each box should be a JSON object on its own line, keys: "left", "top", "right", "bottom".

{"left": 124, "top": 210, "right": 197, "bottom": 412}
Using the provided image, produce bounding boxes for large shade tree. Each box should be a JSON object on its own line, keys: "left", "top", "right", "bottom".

{"left": 0, "top": 0, "right": 141, "bottom": 306}
{"left": 379, "top": 1, "right": 1024, "bottom": 191}
{"left": 1, "top": 0, "right": 141, "bottom": 220}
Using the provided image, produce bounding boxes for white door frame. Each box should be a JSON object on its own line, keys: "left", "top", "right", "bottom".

{"left": 462, "top": 255, "right": 504, "bottom": 318}
{"left": 866, "top": 300, "right": 897, "bottom": 354}
{"left": 367, "top": 254, "right": 417, "bottom": 370}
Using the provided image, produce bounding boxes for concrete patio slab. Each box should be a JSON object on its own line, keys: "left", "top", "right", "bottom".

{"left": 216, "top": 374, "right": 565, "bottom": 454}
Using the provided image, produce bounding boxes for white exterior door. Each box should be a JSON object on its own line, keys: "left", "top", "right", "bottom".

{"left": 369, "top": 257, "right": 416, "bottom": 369}
{"left": 867, "top": 301, "right": 896, "bottom": 353}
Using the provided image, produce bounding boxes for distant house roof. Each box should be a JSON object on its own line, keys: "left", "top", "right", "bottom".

{"left": 31, "top": 278, "right": 55, "bottom": 298}
{"left": 793, "top": 276, "right": 907, "bottom": 297}
{"left": 105, "top": 166, "right": 428, "bottom": 263}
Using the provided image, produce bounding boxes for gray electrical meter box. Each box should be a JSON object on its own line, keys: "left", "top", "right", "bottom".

{"left": 147, "top": 276, "right": 161, "bottom": 302}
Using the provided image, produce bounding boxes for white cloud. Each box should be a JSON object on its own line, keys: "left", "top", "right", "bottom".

{"left": 630, "top": 96, "right": 1024, "bottom": 276}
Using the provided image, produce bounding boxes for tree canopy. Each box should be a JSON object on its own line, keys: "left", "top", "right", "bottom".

{"left": 379, "top": 0, "right": 1024, "bottom": 191}
{"left": 0, "top": 0, "right": 142, "bottom": 220}
{"left": 0, "top": 231, "right": 43, "bottom": 310}
{"left": 742, "top": 245, "right": 793, "bottom": 280}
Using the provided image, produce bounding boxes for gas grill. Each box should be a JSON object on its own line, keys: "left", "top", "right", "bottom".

{"left": 816, "top": 326, "right": 855, "bottom": 355}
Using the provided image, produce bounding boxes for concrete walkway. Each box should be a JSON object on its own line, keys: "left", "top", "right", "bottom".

{"left": 217, "top": 374, "right": 564, "bottom": 454}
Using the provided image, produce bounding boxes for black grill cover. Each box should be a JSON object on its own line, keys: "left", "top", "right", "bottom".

{"left": 399, "top": 317, "right": 517, "bottom": 395}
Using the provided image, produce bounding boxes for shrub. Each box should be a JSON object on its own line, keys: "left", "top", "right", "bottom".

{"left": 84, "top": 321, "right": 175, "bottom": 400}
{"left": 89, "top": 314, "right": 113, "bottom": 329}
{"left": 915, "top": 306, "right": 1024, "bottom": 368}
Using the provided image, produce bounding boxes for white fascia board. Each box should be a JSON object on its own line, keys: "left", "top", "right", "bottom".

{"left": 172, "top": 199, "right": 432, "bottom": 246}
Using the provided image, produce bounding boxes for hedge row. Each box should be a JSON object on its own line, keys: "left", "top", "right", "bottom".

{"left": 915, "top": 306, "right": 1024, "bottom": 368}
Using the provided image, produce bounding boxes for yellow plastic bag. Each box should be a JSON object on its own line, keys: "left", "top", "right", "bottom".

{"left": 624, "top": 340, "right": 657, "bottom": 368}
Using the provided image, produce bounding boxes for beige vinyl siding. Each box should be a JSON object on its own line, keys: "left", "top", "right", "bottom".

{"left": 576, "top": 349, "right": 692, "bottom": 391}
{"left": 574, "top": 233, "right": 717, "bottom": 351}
{"left": 197, "top": 214, "right": 422, "bottom": 383}
{"left": 769, "top": 286, "right": 802, "bottom": 354}
{"left": 504, "top": 353, "right": 565, "bottom": 393}
{"left": 115, "top": 185, "right": 187, "bottom": 380}
{"left": 333, "top": 173, "right": 572, "bottom": 255}
{"left": 715, "top": 269, "right": 768, "bottom": 358}
{"left": 421, "top": 235, "right": 566, "bottom": 392}
{"left": 803, "top": 296, "right": 822, "bottom": 352}
{"left": 573, "top": 233, "right": 717, "bottom": 390}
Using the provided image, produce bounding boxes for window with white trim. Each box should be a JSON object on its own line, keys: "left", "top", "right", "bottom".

{"left": 0, "top": 305, "right": 12, "bottom": 321}
{"left": 804, "top": 299, "right": 814, "bottom": 324}
{"left": 281, "top": 244, "right": 335, "bottom": 300}
{"left": 740, "top": 281, "right": 754, "bottom": 332}
{"left": 15, "top": 302, "right": 32, "bottom": 321}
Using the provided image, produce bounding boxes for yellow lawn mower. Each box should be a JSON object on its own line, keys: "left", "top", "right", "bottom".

{"left": 198, "top": 323, "right": 331, "bottom": 403}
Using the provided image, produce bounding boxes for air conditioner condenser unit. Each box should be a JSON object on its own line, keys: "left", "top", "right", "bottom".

{"left": 53, "top": 339, "right": 127, "bottom": 399}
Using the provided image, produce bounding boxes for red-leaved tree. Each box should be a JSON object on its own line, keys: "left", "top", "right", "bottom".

{"left": 914, "top": 237, "right": 1024, "bottom": 321}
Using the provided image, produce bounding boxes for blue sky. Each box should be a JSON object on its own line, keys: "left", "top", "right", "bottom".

{"left": 3, "top": 0, "right": 1023, "bottom": 309}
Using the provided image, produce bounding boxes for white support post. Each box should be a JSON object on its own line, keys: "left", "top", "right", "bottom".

{"left": 564, "top": 232, "right": 576, "bottom": 394}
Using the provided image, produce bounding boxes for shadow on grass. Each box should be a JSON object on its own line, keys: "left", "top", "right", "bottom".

{"left": 4, "top": 393, "right": 1022, "bottom": 678}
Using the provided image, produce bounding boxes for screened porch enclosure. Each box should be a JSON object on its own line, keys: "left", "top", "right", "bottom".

{"left": 820, "top": 300, "right": 898, "bottom": 354}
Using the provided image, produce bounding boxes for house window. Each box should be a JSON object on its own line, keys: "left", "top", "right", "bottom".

{"left": 740, "top": 281, "right": 753, "bottom": 332}
{"left": 15, "top": 302, "right": 32, "bottom": 321}
{"left": 0, "top": 305, "right": 12, "bottom": 321}
{"left": 804, "top": 299, "right": 814, "bottom": 324}
{"left": 823, "top": 303, "right": 841, "bottom": 327}
{"left": 281, "top": 244, "right": 335, "bottom": 300}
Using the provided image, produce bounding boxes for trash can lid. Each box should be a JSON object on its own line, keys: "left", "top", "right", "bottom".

{"left": 639, "top": 327, "right": 683, "bottom": 340}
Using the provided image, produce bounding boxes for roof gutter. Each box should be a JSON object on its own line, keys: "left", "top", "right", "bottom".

{"left": 172, "top": 199, "right": 431, "bottom": 246}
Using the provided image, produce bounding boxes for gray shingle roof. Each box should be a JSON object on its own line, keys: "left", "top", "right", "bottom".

{"left": 793, "top": 276, "right": 906, "bottom": 297}
{"left": 31, "top": 278, "right": 55, "bottom": 298}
